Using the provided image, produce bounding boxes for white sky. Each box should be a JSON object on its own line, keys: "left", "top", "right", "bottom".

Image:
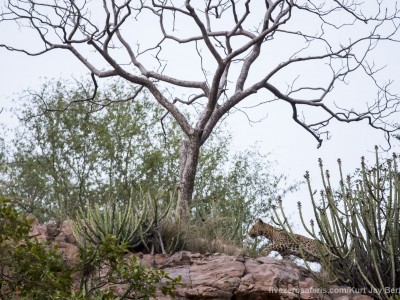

{"left": 0, "top": 1, "right": 399, "bottom": 233}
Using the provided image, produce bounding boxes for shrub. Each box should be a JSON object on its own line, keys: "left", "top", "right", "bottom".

{"left": 0, "top": 196, "right": 181, "bottom": 299}
{"left": 1, "top": 78, "right": 296, "bottom": 257}
{"left": 76, "top": 234, "right": 181, "bottom": 299}
{"left": 273, "top": 147, "right": 400, "bottom": 300}
{"left": 0, "top": 79, "right": 294, "bottom": 231}
{"left": 0, "top": 196, "right": 72, "bottom": 299}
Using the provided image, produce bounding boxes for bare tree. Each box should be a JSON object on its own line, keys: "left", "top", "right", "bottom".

{"left": 1, "top": 0, "right": 399, "bottom": 215}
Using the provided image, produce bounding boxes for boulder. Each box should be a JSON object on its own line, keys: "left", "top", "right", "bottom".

{"left": 156, "top": 253, "right": 372, "bottom": 300}
{"left": 56, "top": 220, "right": 77, "bottom": 244}
{"left": 28, "top": 216, "right": 47, "bottom": 242}
{"left": 27, "top": 219, "right": 374, "bottom": 300}
{"left": 54, "top": 241, "right": 80, "bottom": 267}
{"left": 46, "top": 219, "right": 60, "bottom": 239}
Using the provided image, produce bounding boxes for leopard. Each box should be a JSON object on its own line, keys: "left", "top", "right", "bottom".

{"left": 248, "top": 219, "right": 335, "bottom": 262}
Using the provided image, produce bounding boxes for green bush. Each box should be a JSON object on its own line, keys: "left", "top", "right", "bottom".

{"left": 76, "top": 234, "right": 181, "bottom": 299}
{"left": 0, "top": 196, "right": 181, "bottom": 299}
{"left": 0, "top": 196, "right": 72, "bottom": 299}
{"left": 0, "top": 79, "right": 295, "bottom": 238}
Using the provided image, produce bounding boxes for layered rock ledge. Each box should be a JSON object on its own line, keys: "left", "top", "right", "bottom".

{"left": 156, "top": 251, "right": 371, "bottom": 300}
{"left": 29, "top": 219, "right": 372, "bottom": 300}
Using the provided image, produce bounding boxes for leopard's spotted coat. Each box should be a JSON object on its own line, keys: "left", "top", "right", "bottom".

{"left": 249, "top": 219, "right": 334, "bottom": 262}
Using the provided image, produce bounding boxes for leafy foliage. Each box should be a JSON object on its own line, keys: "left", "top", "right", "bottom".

{"left": 0, "top": 196, "right": 72, "bottom": 299}
{"left": 76, "top": 235, "right": 181, "bottom": 299}
{"left": 194, "top": 145, "right": 296, "bottom": 246}
{"left": 1, "top": 80, "right": 180, "bottom": 220}
{"left": 0, "top": 79, "right": 296, "bottom": 250}
{"left": 0, "top": 196, "right": 181, "bottom": 299}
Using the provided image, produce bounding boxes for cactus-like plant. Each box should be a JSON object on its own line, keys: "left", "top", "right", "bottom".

{"left": 71, "top": 188, "right": 177, "bottom": 253}
{"left": 273, "top": 147, "right": 400, "bottom": 300}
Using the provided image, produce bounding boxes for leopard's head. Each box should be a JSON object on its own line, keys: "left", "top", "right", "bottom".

{"left": 248, "top": 219, "right": 266, "bottom": 238}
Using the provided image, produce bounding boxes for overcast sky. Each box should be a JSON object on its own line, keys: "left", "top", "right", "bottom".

{"left": 1, "top": 1, "right": 400, "bottom": 232}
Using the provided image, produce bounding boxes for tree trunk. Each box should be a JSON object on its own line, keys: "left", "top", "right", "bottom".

{"left": 178, "top": 138, "right": 201, "bottom": 216}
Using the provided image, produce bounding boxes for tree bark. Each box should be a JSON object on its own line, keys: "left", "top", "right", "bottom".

{"left": 178, "top": 138, "right": 201, "bottom": 216}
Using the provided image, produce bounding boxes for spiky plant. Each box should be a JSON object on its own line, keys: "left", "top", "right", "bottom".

{"left": 72, "top": 188, "right": 176, "bottom": 253}
{"left": 273, "top": 147, "right": 400, "bottom": 300}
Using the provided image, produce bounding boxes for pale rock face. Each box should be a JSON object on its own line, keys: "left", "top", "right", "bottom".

{"left": 54, "top": 241, "right": 80, "bottom": 268}
{"left": 59, "top": 220, "right": 77, "bottom": 244}
{"left": 155, "top": 252, "right": 372, "bottom": 300}
{"left": 28, "top": 218, "right": 374, "bottom": 300}
{"left": 45, "top": 219, "right": 60, "bottom": 238}
{"left": 28, "top": 216, "right": 48, "bottom": 242}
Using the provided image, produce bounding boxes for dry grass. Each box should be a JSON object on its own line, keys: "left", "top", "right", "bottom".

{"left": 158, "top": 217, "right": 245, "bottom": 256}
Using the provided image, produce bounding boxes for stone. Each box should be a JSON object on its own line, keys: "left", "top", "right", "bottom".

{"left": 212, "top": 277, "right": 241, "bottom": 293}
{"left": 164, "top": 265, "right": 191, "bottom": 288}
{"left": 185, "top": 286, "right": 232, "bottom": 299}
{"left": 28, "top": 216, "right": 48, "bottom": 242}
{"left": 54, "top": 241, "right": 80, "bottom": 267}
{"left": 138, "top": 253, "right": 168, "bottom": 267}
{"left": 25, "top": 219, "right": 376, "bottom": 300}
{"left": 46, "top": 219, "right": 60, "bottom": 239}
{"left": 236, "top": 258, "right": 327, "bottom": 300}
{"left": 352, "top": 296, "right": 373, "bottom": 300}
{"left": 59, "top": 220, "right": 76, "bottom": 244}
{"left": 161, "top": 251, "right": 191, "bottom": 268}
{"left": 54, "top": 231, "right": 67, "bottom": 242}
{"left": 190, "top": 255, "right": 245, "bottom": 287}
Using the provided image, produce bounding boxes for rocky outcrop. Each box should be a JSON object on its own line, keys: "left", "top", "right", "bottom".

{"left": 156, "top": 252, "right": 371, "bottom": 300}
{"left": 29, "top": 217, "right": 80, "bottom": 267}
{"left": 29, "top": 219, "right": 372, "bottom": 300}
